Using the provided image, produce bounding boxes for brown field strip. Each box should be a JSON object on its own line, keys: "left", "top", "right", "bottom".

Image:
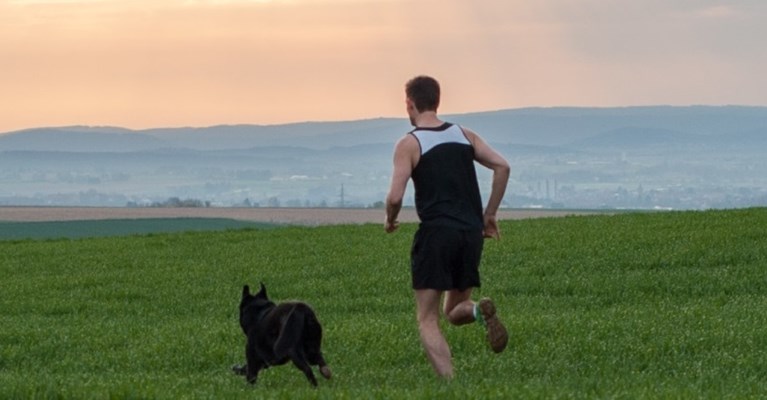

{"left": 0, "top": 207, "right": 597, "bottom": 226}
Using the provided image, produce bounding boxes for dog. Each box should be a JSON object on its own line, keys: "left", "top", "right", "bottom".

{"left": 233, "top": 283, "right": 331, "bottom": 386}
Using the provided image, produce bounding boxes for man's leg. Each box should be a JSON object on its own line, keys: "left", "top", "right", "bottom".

{"left": 443, "top": 288, "right": 476, "bottom": 325}
{"left": 414, "top": 289, "right": 453, "bottom": 378}
{"left": 445, "top": 289, "right": 509, "bottom": 353}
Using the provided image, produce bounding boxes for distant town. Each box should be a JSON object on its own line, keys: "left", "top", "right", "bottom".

{"left": 1, "top": 106, "right": 766, "bottom": 211}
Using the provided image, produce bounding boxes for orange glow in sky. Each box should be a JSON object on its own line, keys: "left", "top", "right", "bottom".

{"left": 1, "top": 0, "right": 765, "bottom": 132}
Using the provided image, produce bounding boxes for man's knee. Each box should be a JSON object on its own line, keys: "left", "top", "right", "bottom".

{"left": 444, "top": 309, "right": 469, "bottom": 325}
{"left": 417, "top": 312, "right": 440, "bottom": 329}
{"left": 443, "top": 301, "right": 475, "bottom": 326}
{"left": 442, "top": 303, "right": 456, "bottom": 322}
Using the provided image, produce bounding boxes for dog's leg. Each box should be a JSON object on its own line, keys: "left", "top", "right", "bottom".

{"left": 246, "top": 361, "right": 265, "bottom": 384}
{"left": 289, "top": 350, "right": 318, "bottom": 387}
{"left": 245, "top": 343, "right": 264, "bottom": 384}
{"left": 319, "top": 365, "right": 332, "bottom": 380}
{"left": 247, "top": 364, "right": 263, "bottom": 385}
{"left": 304, "top": 312, "right": 332, "bottom": 380}
{"left": 314, "top": 355, "right": 332, "bottom": 380}
{"left": 306, "top": 347, "right": 331, "bottom": 380}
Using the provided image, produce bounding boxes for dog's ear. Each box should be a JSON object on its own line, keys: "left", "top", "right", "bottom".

{"left": 257, "top": 282, "right": 267, "bottom": 299}
{"left": 242, "top": 285, "right": 250, "bottom": 298}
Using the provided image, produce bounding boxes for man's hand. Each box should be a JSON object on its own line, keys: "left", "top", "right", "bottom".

{"left": 483, "top": 214, "right": 501, "bottom": 239}
{"left": 385, "top": 218, "right": 399, "bottom": 233}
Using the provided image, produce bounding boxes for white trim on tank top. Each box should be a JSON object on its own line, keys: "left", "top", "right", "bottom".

{"left": 410, "top": 124, "right": 470, "bottom": 155}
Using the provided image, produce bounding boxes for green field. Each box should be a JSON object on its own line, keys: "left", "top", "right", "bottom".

{"left": 1, "top": 208, "right": 766, "bottom": 399}
{"left": 0, "top": 218, "right": 275, "bottom": 240}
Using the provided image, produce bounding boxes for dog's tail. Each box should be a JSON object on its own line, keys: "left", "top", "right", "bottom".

{"left": 274, "top": 305, "right": 305, "bottom": 359}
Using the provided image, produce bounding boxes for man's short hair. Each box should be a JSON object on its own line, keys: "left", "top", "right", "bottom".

{"left": 406, "top": 75, "right": 440, "bottom": 113}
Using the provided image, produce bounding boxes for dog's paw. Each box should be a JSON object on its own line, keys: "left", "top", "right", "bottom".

{"left": 319, "top": 365, "right": 332, "bottom": 380}
{"left": 231, "top": 364, "right": 247, "bottom": 375}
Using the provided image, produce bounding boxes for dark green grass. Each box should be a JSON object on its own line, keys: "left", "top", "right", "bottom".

{"left": 1, "top": 208, "right": 766, "bottom": 399}
{"left": 0, "top": 218, "right": 275, "bottom": 240}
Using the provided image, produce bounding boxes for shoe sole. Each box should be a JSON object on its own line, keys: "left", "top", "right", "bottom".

{"left": 479, "top": 298, "right": 508, "bottom": 353}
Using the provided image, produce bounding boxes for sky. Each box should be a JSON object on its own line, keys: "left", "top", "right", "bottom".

{"left": 1, "top": 0, "right": 766, "bottom": 133}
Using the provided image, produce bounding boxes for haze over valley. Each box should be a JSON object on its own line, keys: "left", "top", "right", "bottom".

{"left": 1, "top": 106, "right": 766, "bottom": 211}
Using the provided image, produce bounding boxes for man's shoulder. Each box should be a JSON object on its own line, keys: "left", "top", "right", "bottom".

{"left": 398, "top": 132, "right": 419, "bottom": 145}
{"left": 394, "top": 133, "right": 420, "bottom": 154}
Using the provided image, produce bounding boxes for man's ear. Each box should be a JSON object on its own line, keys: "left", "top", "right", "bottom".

{"left": 406, "top": 97, "right": 416, "bottom": 112}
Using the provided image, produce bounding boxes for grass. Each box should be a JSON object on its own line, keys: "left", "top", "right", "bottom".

{"left": 0, "top": 218, "right": 275, "bottom": 240}
{"left": 1, "top": 208, "right": 766, "bottom": 398}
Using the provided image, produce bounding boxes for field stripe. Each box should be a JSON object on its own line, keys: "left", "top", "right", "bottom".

{"left": 0, "top": 218, "right": 273, "bottom": 240}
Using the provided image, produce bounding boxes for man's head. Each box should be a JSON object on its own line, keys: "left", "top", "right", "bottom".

{"left": 405, "top": 75, "right": 440, "bottom": 115}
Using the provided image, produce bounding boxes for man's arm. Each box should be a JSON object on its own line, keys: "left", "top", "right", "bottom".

{"left": 385, "top": 135, "right": 418, "bottom": 233}
{"left": 465, "top": 127, "right": 510, "bottom": 239}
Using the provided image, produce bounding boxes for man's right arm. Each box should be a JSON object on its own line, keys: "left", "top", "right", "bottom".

{"left": 385, "top": 135, "right": 418, "bottom": 233}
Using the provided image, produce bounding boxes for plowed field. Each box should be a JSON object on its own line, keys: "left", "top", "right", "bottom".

{"left": 0, "top": 207, "right": 592, "bottom": 225}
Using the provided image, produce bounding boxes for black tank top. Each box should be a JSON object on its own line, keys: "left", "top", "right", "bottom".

{"left": 409, "top": 123, "right": 483, "bottom": 230}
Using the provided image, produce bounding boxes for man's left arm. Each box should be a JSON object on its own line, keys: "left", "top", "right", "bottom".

{"left": 466, "top": 128, "right": 510, "bottom": 238}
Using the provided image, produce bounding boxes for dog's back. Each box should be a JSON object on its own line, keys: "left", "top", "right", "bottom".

{"left": 268, "top": 303, "right": 323, "bottom": 362}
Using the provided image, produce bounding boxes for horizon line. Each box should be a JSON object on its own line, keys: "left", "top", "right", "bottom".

{"left": 2, "top": 104, "right": 766, "bottom": 135}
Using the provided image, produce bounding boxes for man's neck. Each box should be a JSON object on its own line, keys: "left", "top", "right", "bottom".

{"left": 412, "top": 111, "right": 443, "bottom": 128}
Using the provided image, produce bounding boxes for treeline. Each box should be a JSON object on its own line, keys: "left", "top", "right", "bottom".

{"left": 127, "top": 197, "right": 211, "bottom": 208}
{"left": 126, "top": 197, "right": 387, "bottom": 209}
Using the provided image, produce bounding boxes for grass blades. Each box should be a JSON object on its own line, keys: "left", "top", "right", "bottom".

{"left": 1, "top": 208, "right": 766, "bottom": 398}
{"left": 0, "top": 218, "right": 275, "bottom": 240}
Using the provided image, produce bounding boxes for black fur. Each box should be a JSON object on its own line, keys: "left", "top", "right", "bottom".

{"left": 233, "top": 283, "right": 331, "bottom": 386}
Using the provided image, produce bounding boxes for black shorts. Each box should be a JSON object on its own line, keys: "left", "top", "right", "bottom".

{"left": 410, "top": 226, "right": 484, "bottom": 291}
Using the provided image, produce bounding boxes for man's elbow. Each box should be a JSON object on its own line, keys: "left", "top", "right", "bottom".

{"left": 496, "top": 162, "right": 511, "bottom": 178}
{"left": 386, "top": 195, "right": 403, "bottom": 209}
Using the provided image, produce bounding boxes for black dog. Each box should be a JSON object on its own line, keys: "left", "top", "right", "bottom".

{"left": 233, "top": 283, "right": 331, "bottom": 386}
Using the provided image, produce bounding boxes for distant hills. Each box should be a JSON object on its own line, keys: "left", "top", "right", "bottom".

{"left": 0, "top": 119, "right": 409, "bottom": 152}
{"left": 2, "top": 106, "right": 766, "bottom": 153}
{"left": 1, "top": 106, "right": 766, "bottom": 209}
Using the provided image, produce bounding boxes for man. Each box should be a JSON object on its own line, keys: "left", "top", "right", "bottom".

{"left": 384, "top": 75, "right": 511, "bottom": 378}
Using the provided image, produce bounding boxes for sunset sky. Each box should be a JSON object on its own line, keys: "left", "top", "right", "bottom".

{"left": 1, "top": 0, "right": 766, "bottom": 133}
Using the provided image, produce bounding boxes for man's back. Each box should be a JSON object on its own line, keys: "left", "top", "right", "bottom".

{"left": 410, "top": 122, "right": 483, "bottom": 230}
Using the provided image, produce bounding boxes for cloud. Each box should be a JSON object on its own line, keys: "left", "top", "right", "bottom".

{"left": 696, "top": 5, "right": 739, "bottom": 19}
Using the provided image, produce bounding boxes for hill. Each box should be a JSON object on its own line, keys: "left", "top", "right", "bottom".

{"left": 0, "top": 106, "right": 765, "bottom": 209}
{"left": 2, "top": 106, "right": 766, "bottom": 151}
